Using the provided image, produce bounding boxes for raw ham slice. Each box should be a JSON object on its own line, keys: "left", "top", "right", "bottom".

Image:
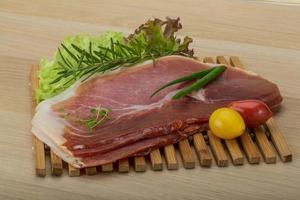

{"left": 31, "top": 56, "right": 282, "bottom": 168}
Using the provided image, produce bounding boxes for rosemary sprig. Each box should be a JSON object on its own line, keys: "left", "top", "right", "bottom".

{"left": 80, "top": 107, "right": 112, "bottom": 131}
{"left": 52, "top": 39, "right": 187, "bottom": 86}
{"left": 50, "top": 17, "right": 194, "bottom": 87}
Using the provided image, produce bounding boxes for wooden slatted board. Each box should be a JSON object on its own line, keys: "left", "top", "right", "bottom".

{"left": 30, "top": 56, "right": 293, "bottom": 177}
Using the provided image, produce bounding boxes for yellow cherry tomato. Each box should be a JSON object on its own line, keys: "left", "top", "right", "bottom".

{"left": 209, "top": 108, "right": 245, "bottom": 139}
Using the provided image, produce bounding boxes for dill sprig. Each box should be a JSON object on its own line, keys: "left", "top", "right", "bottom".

{"left": 80, "top": 107, "right": 112, "bottom": 131}
{"left": 50, "top": 17, "right": 194, "bottom": 86}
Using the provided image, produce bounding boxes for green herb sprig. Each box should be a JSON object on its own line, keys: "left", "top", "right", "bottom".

{"left": 51, "top": 17, "right": 194, "bottom": 87}
{"left": 80, "top": 107, "right": 112, "bottom": 131}
{"left": 151, "top": 66, "right": 226, "bottom": 99}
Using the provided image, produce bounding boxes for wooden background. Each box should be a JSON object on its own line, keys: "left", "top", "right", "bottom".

{"left": 0, "top": 0, "right": 300, "bottom": 199}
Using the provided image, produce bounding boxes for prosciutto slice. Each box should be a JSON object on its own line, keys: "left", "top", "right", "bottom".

{"left": 31, "top": 56, "right": 282, "bottom": 168}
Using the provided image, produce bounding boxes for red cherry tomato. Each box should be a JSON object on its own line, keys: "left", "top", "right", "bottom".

{"left": 227, "top": 100, "right": 272, "bottom": 128}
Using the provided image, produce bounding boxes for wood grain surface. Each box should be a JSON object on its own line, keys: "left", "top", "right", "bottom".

{"left": 0, "top": 0, "right": 300, "bottom": 199}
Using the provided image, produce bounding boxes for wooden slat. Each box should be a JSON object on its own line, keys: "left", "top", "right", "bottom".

{"left": 118, "top": 158, "right": 129, "bottom": 172}
{"left": 203, "top": 57, "right": 215, "bottom": 63}
{"left": 178, "top": 139, "right": 195, "bottom": 169}
{"left": 193, "top": 133, "right": 212, "bottom": 167}
{"left": 32, "top": 136, "right": 46, "bottom": 176}
{"left": 240, "top": 131, "right": 260, "bottom": 164}
{"left": 266, "top": 118, "right": 292, "bottom": 162}
{"left": 102, "top": 163, "right": 114, "bottom": 172}
{"left": 150, "top": 149, "right": 163, "bottom": 170}
{"left": 229, "top": 56, "right": 244, "bottom": 68}
{"left": 30, "top": 65, "right": 46, "bottom": 177}
{"left": 30, "top": 66, "right": 39, "bottom": 116}
{"left": 216, "top": 56, "right": 229, "bottom": 65}
{"left": 85, "top": 167, "right": 97, "bottom": 175}
{"left": 203, "top": 57, "right": 228, "bottom": 167}
{"left": 224, "top": 139, "right": 244, "bottom": 165}
{"left": 200, "top": 57, "right": 214, "bottom": 167}
{"left": 134, "top": 156, "right": 146, "bottom": 172}
{"left": 208, "top": 131, "right": 228, "bottom": 167}
{"left": 163, "top": 145, "right": 178, "bottom": 170}
{"left": 68, "top": 165, "right": 80, "bottom": 177}
{"left": 254, "top": 126, "right": 276, "bottom": 163}
{"left": 229, "top": 56, "right": 261, "bottom": 164}
{"left": 50, "top": 151, "right": 63, "bottom": 176}
{"left": 217, "top": 56, "right": 244, "bottom": 165}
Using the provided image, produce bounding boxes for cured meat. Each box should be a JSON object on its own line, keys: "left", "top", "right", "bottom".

{"left": 31, "top": 56, "right": 282, "bottom": 168}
